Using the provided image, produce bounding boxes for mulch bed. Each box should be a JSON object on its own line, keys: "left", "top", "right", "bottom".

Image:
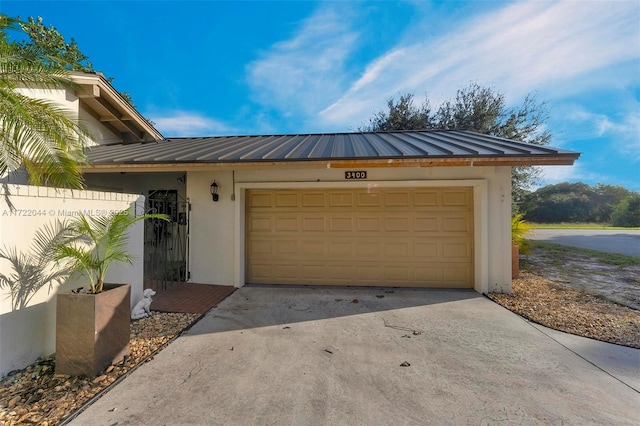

{"left": 489, "top": 271, "right": 640, "bottom": 349}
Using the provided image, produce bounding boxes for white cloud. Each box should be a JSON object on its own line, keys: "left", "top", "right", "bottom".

{"left": 246, "top": 5, "right": 359, "bottom": 118}
{"left": 565, "top": 106, "right": 640, "bottom": 161}
{"left": 319, "top": 0, "right": 640, "bottom": 127}
{"left": 149, "top": 111, "right": 236, "bottom": 137}
{"left": 537, "top": 163, "right": 609, "bottom": 188}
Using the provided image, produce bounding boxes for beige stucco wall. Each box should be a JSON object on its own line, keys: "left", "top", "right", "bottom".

{"left": 0, "top": 185, "right": 144, "bottom": 377}
{"left": 186, "top": 166, "right": 512, "bottom": 294}
{"left": 84, "top": 172, "right": 187, "bottom": 200}
{"left": 15, "top": 87, "right": 121, "bottom": 147}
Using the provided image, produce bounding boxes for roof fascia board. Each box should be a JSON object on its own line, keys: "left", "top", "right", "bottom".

{"left": 70, "top": 72, "right": 163, "bottom": 141}
{"left": 81, "top": 155, "right": 579, "bottom": 173}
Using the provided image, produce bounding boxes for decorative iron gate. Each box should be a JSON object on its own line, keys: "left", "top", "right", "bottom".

{"left": 144, "top": 190, "right": 190, "bottom": 291}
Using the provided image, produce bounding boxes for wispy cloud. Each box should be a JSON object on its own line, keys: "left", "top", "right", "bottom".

{"left": 149, "top": 111, "right": 236, "bottom": 137}
{"left": 319, "top": 0, "right": 639, "bottom": 127}
{"left": 537, "top": 163, "right": 609, "bottom": 188}
{"left": 566, "top": 105, "right": 640, "bottom": 161}
{"left": 246, "top": 5, "right": 359, "bottom": 119}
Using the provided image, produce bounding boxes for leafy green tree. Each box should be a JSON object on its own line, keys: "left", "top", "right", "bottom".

{"left": 610, "top": 194, "right": 640, "bottom": 227}
{"left": 366, "top": 93, "right": 432, "bottom": 131}
{"left": 362, "top": 84, "right": 551, "bottom": 211}
{"left": 15, "top": 16, "right": 93, "bottom": 72}
{"left": 1, "top": 14, "right": 89, "bottom": 188}
{"left": 11, "top": 15, "right": 136, "bottom": 107}
{"left": 521, "top": 182, "right": 634, "bottom": 224}
{"left": 592, "top": 184, "right": 632, "bottom": 222}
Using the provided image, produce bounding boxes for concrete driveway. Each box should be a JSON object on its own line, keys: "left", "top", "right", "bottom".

{"left": 70, "top": 287, "right": 639, "bottom": 425}
{"left": 529, "top": 229, "right": 640, "bottom": 257}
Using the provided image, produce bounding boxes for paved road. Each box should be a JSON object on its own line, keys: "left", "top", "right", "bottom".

{"left": 528, "top": 229, "right": 640, "bottom": 257}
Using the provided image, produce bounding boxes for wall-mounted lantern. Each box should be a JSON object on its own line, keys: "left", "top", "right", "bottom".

{"left": 210, "top": 181, "right": 219, "bottom": 202}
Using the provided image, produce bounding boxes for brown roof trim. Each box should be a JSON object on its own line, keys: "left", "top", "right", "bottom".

{"left": 71, "top": 72, "right": 163, "bottom": 142}
{"left": 81, "top": 154, "right": 578, "bottom": 173}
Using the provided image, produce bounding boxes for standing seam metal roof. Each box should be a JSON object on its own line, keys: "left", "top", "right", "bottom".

{"left": 85, "top": 130, "right": 579, "bottom": 164}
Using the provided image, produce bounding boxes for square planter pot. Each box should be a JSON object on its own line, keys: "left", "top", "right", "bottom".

{"left": 512, "top": 244, "right": 520, "bottom": 280}
{"left": 56, "top": 283, "right": 131, "bottom": 377}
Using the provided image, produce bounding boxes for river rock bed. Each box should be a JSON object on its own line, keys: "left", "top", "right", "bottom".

{"left": 0, "top": 312, "right": 198, "bottom": 426}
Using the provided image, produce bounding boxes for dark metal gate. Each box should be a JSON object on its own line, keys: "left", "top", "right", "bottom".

{"left": 144, "top": 190, "right": 190, "bottom": 291}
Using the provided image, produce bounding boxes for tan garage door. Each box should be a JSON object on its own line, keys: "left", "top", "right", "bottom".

{"left": 245, "top": 187, "right": 473, "bottom": 288}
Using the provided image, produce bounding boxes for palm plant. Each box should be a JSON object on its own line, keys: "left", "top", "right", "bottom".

{"left": 0, "top": 14, "right": 89, "bottom": 189}
{"left": 511, "top": 213, "right": 532, "bottom": 254}
{"left": 55, "top": 209, "right": 168, "bottom": 294}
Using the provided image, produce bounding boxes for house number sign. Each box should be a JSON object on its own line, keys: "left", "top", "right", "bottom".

{"left": 345, "top": 171, "right": 367, "bottom": 180}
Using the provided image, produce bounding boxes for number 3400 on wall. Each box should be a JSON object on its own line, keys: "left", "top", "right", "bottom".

{"left": 344, "top": 171, "right": 367, "bottom": 180}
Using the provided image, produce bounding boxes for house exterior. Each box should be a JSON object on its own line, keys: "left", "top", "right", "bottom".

{"left": 7, "top": 71, "right": 580, "bottom": 296}
{"left": 82, "top": 131, "right": 579, "bottom": 295}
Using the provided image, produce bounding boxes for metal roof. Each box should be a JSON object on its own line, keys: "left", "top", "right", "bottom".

{"left": 84, "top": 130, "right": 579, "bottom": 170}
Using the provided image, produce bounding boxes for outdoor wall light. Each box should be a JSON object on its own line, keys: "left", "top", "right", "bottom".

{"left": 210, "top": 181, "right": 219, "bottom": 202}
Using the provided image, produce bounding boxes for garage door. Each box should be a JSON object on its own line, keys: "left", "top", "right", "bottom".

{"left": 245, "top": 187, "right": 473, "bottom": 288}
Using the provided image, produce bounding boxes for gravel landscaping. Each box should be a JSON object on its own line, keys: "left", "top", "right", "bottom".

{"left": 0, "top": 312, "right": 198, "bottom": 426}
{"left": 1, "top": 243, "right": 638, "bottom": 425}
{"left": 489, "top": 271, "right": 640, "bottom": 349}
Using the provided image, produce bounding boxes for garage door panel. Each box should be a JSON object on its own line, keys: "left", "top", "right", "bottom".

{"left": 302, "top": 192, "right": 326, "bottom": 207}
{"left": 442, "top": 216, "right": 472, "bottom": 232}
{"left": 384, "top": 216, "right": 411, "bottom": 232}
{"left": 275, "top": 216, "right": 299, "bottom": 231}
{"left": 442, "top": 241, "right": 472, "bottom": 258}
{"left": 246, "top": 187, "right": 473, "bottom": 288}
{"left": 249, "top": 192, "right": 273, "bottom": 208}
{"left": 301, "top": 216, "right": 325, "bottom": 232}
{"left": 414, "top": 242, "right": 438, "bottom": 257}
{"left": 275, "top": 192, "right": 298, "bottom": 207}
{"left": 329, "top": 216, "right": 353, "bottom": 231}
{"left": 357, "top": 216, "right": 382, "bottom": 231}
{"left": 384, "top": 191, "right": 411, "bottom": 206}
{"left": 414, "top": 217, "right": 439, "bottom": 232}
{"left": 300, "top": 240, "right": 325, "bottom": 256}
{"left": 413, "top": 190, "right": 439, "bottom": 206}
{"left": 357, "top": 192, "right": 381, "bottom": 207}
{"left": 443, "top": 189, "right": 472, "bottom": 206}
{"left": 329, "top": 241, "right": 353, "bottom": 256}
{"left": 248, "top": 216, "right": 272, "bottom": 232}
{"left": 329, "top": 192, "right": 354, "bottom": 207}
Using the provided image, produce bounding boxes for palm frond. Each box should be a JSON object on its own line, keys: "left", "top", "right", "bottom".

{"left": 54, "top": 209, "right": 169, "bottom": 293}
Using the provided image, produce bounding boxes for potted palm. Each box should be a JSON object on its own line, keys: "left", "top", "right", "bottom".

{"left": 54, "top": 208, "right": 167, "bottom": 377}
{"left": 511, "top": 213, "right": 532, "bottom": 279}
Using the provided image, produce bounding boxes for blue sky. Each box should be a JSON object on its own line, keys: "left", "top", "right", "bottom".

{"left": 2, "top": 1, "right": 639, "bottom": 191}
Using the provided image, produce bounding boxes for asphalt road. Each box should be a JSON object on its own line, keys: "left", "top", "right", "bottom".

{"left": 528, "top": 229, "right": 640, "bottom": 257}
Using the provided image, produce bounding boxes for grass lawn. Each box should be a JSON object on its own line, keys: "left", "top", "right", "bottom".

{"left": 530, "top": 240, "right": 640, "bottom": 266}
{"left": 529, "top": 222, "right": 640, "bottom": 230}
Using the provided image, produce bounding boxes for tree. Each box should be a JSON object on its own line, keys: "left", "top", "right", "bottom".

{"left": 520, "top": 182, "right": 634, "bottom": 224}
{"left": 10, "top": 15, "right": 137, "bottom": 108}
{"left": 14, "top": 16, "right": 93, "bottom": 72}
{"left": 1, "top": 14, "right": 89, "bottom": 188}
{"left": 362, "top": 84, "right": 551, "bottom": 210}
{"left": 520, "top": 182, "right": 594, "bottom": 223}
{"left": 592, "top": 184, "right": 632, "bottom": 223}
{"left": 610, "top": 194, "right": 640, "bottom": 227}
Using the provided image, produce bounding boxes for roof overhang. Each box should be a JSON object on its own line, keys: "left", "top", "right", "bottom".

{"left": 80, "top": 155, "right": 579, "bottom": 174}
{"left": 70, "top": 72, "right": 163, "bottom": 143}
